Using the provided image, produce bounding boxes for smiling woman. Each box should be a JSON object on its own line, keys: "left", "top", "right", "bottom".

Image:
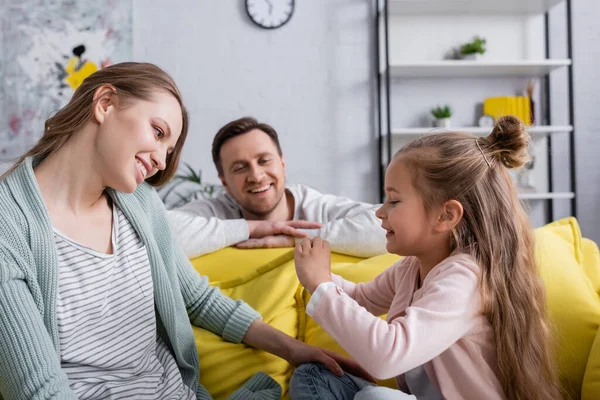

{"left": 0, "top": 62, "right": 365, "bottom": 400}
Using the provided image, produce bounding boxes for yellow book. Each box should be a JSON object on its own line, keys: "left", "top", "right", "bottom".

{"left": 524, "top": 96, "right": 532, "bottom": 125}
{"left": 484, "top": 96, "right": 532, "bottom": 125}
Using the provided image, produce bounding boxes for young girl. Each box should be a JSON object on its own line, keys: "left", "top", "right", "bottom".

{"left": 291, "top": 116, "right": 562, "bottom": 400}
{"left": 0, "top": 62, "right": 369, "bottom": 399}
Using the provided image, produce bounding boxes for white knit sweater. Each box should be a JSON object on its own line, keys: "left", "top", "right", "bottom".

{"left": 167, "top": 184, "right": 387, "bottom": 258}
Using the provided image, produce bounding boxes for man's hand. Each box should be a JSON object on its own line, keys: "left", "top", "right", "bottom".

{"left": 247, "top": 220, "right": 321, "bottom": 239}
{"left": 235, "top": 235, "right": 295, "bottom": 249}
{"left": 294, "top": 237, "right": 332, "bottom": 294}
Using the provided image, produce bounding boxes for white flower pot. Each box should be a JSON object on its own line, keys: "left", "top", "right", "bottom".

{"left": 461, "top": 53, "right": 481, "bottom": 60}
{"left": 434, "top": 118, "right": 451, "bottom": 128}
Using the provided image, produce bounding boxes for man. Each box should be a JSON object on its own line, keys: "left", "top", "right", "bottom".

{"left": 167, "top": 117, "right": 386, "bottom": 258}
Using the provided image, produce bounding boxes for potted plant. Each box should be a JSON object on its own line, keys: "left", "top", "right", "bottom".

{"left": 431, "top": 105, "right": 452, "bottom": 128}
{"left": 158, "top": 163, "right": 222, "bottom": 209}
{"left": 459, "top": 36, "right": 486, "bottom": 60}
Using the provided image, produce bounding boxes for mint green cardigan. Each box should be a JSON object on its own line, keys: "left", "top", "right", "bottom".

{"left": 0, "top": 158, "right": 281, "bottom": 399}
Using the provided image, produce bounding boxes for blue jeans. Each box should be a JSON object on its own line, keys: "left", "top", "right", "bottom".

{"left": 289, "top": 363, "right": 374, "bottom": 400}
{"left": 289, "top": 363, "right": 416, "bottom": 400}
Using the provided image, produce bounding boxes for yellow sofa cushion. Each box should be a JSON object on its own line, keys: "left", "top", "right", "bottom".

{"left": 190, "top": 247, "right": 292, "bottom": 285}
{"left": 535, "top": 218, "right": 600, "bottom": 398}
{"left": 188, "top": 217, "right": 600, "bottom": 399}
{"left": 191, "top": 249, "right": 298, "bottom": 399}
{"left": 582, "top": 238, "right": 600, "bottom": 297}
{"left": 189, "top": 249, "right": 368, "bottom": 399}
{"left": 581, "top": 238, "right": 600, "bottom": 400}
{"left": 583, "top": 328, "right": 600, "bottom": 400}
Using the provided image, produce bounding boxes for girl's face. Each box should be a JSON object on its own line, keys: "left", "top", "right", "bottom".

{"left": 94, "top": 89, "right": 182, "bottom": 193}
{"left": 376, "top": 157, "right": 440, "bottom": 257}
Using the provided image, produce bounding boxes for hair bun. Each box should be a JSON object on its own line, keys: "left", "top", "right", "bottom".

{"left": 486, "top": 115, "right": 530, "bottom": 169}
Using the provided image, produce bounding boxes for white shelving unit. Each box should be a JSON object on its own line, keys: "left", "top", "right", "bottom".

{"left": 391, "top": 125, "right": 573, "bottom": 137}
{"left": 388, "top": 0, "right": 565, "bottom": 15}
{"left": 388, "top": 60, "right": 571, "bottom": 78}
{"left": 518, "top": 192, "right": 575, "bottom": 200}
{"left": 376, "top": 0, "right": 576, "bottom": 226}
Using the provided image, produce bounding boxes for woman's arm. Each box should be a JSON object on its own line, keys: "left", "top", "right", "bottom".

{"left": 242, "top": 319, "right": 375, "bottom": 382}
{"left": 0, "top": 258, "right": 77, "bottom": 399}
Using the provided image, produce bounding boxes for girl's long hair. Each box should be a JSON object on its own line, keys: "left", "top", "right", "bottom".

{"left": 397, "top": 115, "right": 562, "bottom": 400}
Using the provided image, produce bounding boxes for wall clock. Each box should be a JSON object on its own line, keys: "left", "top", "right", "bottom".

{"left": 245, "top": 0, "right": 295, "bottom": 29}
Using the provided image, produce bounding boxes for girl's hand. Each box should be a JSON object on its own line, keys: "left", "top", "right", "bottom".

{"left": 286, "top": 341, "right": 376, "bottom": 383}
{"left": 294, "top": 237, "right": 332, "bottom": 294}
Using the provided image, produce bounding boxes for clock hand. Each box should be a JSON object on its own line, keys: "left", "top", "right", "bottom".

{"left": 265, "top": 0, "right": 273, "bottom": 14}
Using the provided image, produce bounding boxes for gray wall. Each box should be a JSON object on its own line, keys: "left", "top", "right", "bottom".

{"left": 132, "top": 0, "right": 599, "bottom": 240}
{"left": 133, "top": 0, "right": 379, "bottom": 203}
{"left": 572, "top": 0, "right": 600, "bottom": 243}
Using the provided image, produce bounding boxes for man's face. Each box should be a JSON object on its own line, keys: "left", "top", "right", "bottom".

{"left": 218, "top": 129, "right": 286, "bottom": 218}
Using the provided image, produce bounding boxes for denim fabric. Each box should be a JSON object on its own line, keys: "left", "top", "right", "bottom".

{"left": 289, "top": 363, "right": 374, "bottom": 400}
{"left": 355, "top": 386, "right": 416, "bottom": 399}
{"left": 289, "top": 363, "right": 417, "bottom": 400}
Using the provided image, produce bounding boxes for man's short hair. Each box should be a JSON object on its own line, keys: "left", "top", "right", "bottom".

{"left": 212, "top": 117, "right": 283, "bottom": 175}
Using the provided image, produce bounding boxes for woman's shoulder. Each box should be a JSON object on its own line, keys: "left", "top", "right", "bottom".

{"left": 111, "top": 183, "right": 163, "bottom": 213}
{"left": 0, "top": 177, "right": 31, "bottom": 236}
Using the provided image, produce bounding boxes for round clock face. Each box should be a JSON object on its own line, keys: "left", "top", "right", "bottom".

{"left": 245, "top": 0, "right": 295, "bottom": 29}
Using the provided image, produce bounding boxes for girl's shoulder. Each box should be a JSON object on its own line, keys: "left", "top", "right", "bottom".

{"left": 426, "top": 253, "right": 481, "bottom": 285}
{"left": 386, "top": 256, "right": 420, "bottom": 281}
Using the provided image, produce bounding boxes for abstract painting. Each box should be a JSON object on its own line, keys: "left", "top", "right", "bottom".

{"left": 0, "top": 0, "right": 132, "bottom": 160}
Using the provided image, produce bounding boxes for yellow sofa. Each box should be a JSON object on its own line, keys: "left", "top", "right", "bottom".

{"left": 189, "top": 218, "right": 600, "bottom": 399}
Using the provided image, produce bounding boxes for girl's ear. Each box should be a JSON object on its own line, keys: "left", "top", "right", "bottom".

{"left": 435, "top": 200, "right": 463, "bottom": 233}
{"left": 92, "top": 85, "right": 118, "bottom": 124}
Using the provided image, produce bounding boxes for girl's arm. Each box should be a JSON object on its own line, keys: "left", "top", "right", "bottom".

{"left": 309, "top": 259, "right": 481, "bottom": 380}
{"left": 312, "top": 259, "right": 406, "bottom": 317}
{"left": 296, "top": 238, "right": 407, "bottom": 317}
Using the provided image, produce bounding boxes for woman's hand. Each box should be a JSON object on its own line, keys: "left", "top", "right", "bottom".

{"left": 294, "top": 237, "right": 332, "bottom": 294}
{"left": 286, "top": 341, "right": 376, "bottom": 383}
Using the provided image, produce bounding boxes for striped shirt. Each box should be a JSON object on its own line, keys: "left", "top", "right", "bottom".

{"left": 54, "top": 205, "right": 195, "bottom": 399}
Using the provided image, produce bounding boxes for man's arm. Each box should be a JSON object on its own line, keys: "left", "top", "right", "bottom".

{"left": 167, "top": 194, "right": 251, "bottom": 258}
{"left": 168, "top": 195, "right": 322, "bottom": 258}
{"left": 292, "top": 185, "right": 387, "bottom": 257}
{"left": 167, "top": 209, "right": 249, "bottom": 258}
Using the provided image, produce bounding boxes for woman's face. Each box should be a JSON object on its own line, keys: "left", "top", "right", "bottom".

{"left": 94, "top": 89, "right": 182, "bottom": 193}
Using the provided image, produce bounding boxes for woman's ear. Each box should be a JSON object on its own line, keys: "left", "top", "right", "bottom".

{"left": 435, "top": 200, "right": 463, "bottom": 233}
{"left": 92, "top": 85, "right": 118, "bottom": 124}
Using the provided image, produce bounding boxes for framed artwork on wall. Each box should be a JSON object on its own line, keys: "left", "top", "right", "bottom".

{"left": 0, "top": 0, "right": 132, "bottom": 161}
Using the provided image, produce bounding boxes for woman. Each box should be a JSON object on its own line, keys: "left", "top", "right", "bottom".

{"left": 0, "top": 62, "right": 367, "bottom": 399}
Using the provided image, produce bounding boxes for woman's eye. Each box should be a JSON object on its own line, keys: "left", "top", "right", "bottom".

{"left": 154, "top": 127, "right": 164, "bottom": 138}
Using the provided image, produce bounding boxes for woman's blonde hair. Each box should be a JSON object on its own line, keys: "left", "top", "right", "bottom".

{"left": 397, "top": 115, "right": 562, "bottom": 400}
{"left": 4, "top": 62, "right": 188, "bottom": 186}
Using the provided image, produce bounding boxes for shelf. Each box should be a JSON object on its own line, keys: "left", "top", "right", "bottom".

{"left": 385, "top": 60, "right": 571, "bottom": 78}
{"left": 387, "top": 0, "right": 565, "bottom": 16}
{"left": 391, "top": 125, "right": 573, "bottom": 137}
{"left": 518, "top": 192, "right": 575, "bottom": 200}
